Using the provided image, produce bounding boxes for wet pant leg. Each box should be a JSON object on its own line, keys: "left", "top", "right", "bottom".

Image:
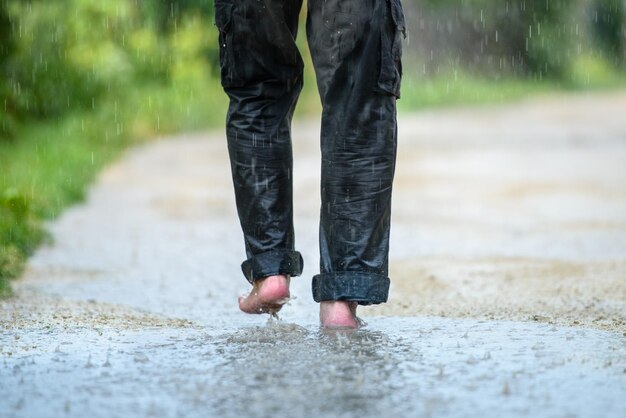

{"left": 214, "top": 0, "right": 305, "bottom": 283}
{"left": 307, "top": 0, "right": 405, "bottom": 304}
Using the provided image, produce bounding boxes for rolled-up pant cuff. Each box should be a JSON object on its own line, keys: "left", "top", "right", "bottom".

{"left": 241, "top": 249, "right": 304, "bottom": 284}
{"left": 312, "top": 272, "right": 390, "bottom": 305}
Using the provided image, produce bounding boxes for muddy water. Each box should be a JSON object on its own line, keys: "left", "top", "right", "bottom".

{"left": 2, "top": 317, "right": 625, "bottom": 418}
{"left": 2, "top": 93, "right": 626, "bottom": 417}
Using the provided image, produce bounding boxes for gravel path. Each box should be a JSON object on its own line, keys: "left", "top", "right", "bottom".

{"left": 1, "top": 92, "right": 626, "bottom": 417}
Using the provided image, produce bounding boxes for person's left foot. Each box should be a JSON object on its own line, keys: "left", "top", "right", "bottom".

{"left": 319, "top": 301, "right": 360, "bottom": 328}
{"left": 238, "top": 274, "right": 291, "bottom": 315}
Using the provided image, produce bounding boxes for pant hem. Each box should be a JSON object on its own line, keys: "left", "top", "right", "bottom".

{"left": 241, "top": 249, "right": 303, "bottom": 284}
{"left": 312, "top": 272, "right": 390, "bottom": 305}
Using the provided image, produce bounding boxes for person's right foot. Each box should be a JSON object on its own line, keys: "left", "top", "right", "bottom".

{"left": 238, "top": 274, "right": 290, "bottom": 315}
{"left": 319, "top": 301, "right": 360, "bottom": 328}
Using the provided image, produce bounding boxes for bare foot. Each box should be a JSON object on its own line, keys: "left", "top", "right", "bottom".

{"left": 238, "top": 274, "right": 290, "bottom": 315}
{"left": 319, "top": 301, "right": 360, "bottom": 328}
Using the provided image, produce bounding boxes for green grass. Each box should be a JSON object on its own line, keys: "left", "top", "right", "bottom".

{"left": 0, "top": 79, "right": 228, "bottom": 295}
{"left": 398, "top": 56, "right": 626, "bottom": 112}
{"left": 398, "top": 73, "right": 551, "bottom": 110}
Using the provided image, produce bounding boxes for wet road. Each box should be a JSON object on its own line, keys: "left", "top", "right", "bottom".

{"left": 2, "top": 92, "right": 626, "bottom": 417}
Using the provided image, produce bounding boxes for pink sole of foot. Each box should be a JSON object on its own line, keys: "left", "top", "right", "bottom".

{"left": 239, "top": 275, "right": 290, "bottom": 315}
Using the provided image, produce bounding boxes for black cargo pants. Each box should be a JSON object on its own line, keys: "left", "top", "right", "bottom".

{"left": 214, "top": 0, "right": 405, "bottom": 305}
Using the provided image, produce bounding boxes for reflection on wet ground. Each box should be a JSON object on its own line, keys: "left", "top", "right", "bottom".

{"left": 2, "top": 317, "right": 625, "bottom": 418}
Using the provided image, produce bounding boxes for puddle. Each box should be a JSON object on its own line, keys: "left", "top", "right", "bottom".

{"left": 2, "top": 317, "right": 625, "bottom": 418}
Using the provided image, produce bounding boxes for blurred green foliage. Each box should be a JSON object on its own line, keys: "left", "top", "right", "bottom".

{"left": 0, "top": 0, "right": 624, "bottom": 132}
{"left": 0, "top": 188, "right": 46, "bottom": 295}
{"left": 423, "top": 0, "right": 568, "bottom": 77}
{"left": 420, "top": 0, "right": 624, "bottom": 80}
{"left": 0, "top": 0, "right": 224, "bottom": 291}
{"left": 0, "top": 0, "right": 218, "bottom": 126}
{"left": 591, "top": 0, "right": 625, "bottom": 66}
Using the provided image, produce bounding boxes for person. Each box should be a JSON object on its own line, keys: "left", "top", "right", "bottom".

{"left": 214, "top": 0, "right": 405, "bottom": 327}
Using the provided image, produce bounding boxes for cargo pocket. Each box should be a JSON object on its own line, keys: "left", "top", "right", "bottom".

{"left": 376, "top": 0, "right": 406, "bottom": 98}
{"left": 214, "top": 0, "right": 243, "bottom": 88}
